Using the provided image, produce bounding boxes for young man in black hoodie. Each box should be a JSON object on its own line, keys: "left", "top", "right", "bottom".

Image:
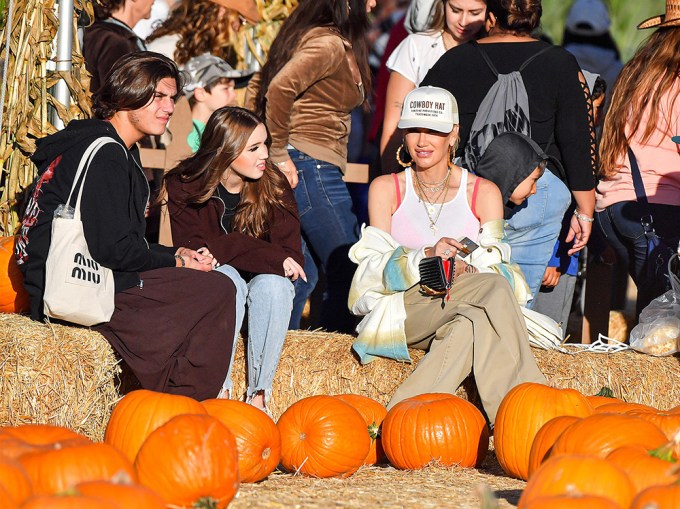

{"left": 16, "top": 52, "right": 237, "bottom": 401}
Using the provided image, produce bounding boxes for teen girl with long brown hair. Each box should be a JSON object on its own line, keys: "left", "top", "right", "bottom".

{"left": 596, "top": 6, "right": 680, "bottom": 314}
{"left": 245, "top": 0, "right": 375, "bottom": 333}
{"left": 164, "top": 106, "right": 305, "bottom": 414}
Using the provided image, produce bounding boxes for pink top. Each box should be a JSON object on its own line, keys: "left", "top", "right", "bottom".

{"left": 391, "top": 168, "right": 481, "bottom": 250}
{"left": 596, "top": 79, "right": 680, "bottom": 212}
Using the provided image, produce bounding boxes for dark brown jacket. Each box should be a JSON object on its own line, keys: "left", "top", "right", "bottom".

{"left": 165, "top": 174, "right": 304, "bottom": 276}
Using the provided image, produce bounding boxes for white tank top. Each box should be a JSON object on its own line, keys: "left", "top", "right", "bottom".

{"left": 391, "top": 167, "right": 481, "bottom": 250}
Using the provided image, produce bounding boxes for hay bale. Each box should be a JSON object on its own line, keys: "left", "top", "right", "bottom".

{"left": 0, "top": 314, "right": 119, "bottom": 441}
{"left": 231, "top": 330, "right": 680, "bottom": 419}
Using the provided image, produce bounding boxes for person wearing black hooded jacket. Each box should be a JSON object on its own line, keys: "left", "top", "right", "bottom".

{"left": 15, "top": 52, "right": 237, "bottom": 401}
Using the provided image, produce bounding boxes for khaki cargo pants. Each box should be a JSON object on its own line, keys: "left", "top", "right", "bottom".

{"left": 387, "top": 272, "right": 546, "bottom": 423}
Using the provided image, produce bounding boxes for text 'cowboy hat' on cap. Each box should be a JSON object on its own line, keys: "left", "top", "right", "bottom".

{"left": 398, "top": 86, "right": 459, "bottom": 134}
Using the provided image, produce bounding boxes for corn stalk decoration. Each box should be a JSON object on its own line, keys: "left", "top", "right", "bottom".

{"left": 0, "top": 0, "right": 93, "bottom": 236}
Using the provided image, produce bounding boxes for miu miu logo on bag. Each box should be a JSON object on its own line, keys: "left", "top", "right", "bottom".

{"left": 70, "top": 252, "right": 102, "bottom": 284}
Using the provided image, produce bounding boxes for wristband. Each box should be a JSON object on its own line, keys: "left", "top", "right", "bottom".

{"left": 174, "top": 254, "right": 185, "bottom": 267}
{"left": 465, "top": 263, "right": 476, "bottom": 274}
{"left": 573, "top": 210, "right": 595, "bottom": 223}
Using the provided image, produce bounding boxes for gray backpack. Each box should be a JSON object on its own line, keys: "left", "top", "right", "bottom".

{"left": 464, "top": 42, "right": 553, "bottom": 171}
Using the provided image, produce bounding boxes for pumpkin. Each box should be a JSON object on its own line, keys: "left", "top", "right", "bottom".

{"left": 593, "top": 401, "right": 657, "bottom": 414}
{"left": 381, "top": 393, "right": 489, "bottom": 470}
{"left": 135, "top": 414, "right": 239, "bottom": 508}
{"left": 75, "top": 481, "right": 166, "bottom": 509}
{"left": 518, "top": 454, "right": 635, "bottom": 509}
{"left": 18, "top": 442, "right": 137, "bottom": 496}
{"left": 549, "top": 413, "right": 668, "bottom": 459}
{"left": 0, "top": 236, "right": 30, "bottom": 313}
{"left": 202, "top": 399, "right": 281, "bottom": 483}
{"left": 493, "top": 383, "right": 593, "bottom": 480}
{"left": 104, "top": 389, "right": 206, "bottom": 462}
{"left": 0, "top": 485, "right": 18, "bottom": 509}
{"left": 627, "top": 410, "right": 680, "bottom": 449}
{"left": 335, "top": 394, "right": 388, "bottom": 465}
{"left": 520, "top": 494, "right": 620, "bottom": 509}
{"left": 606, "top": 444, "right": 680, "bottom": 494}
{"left": 0, "top": 456, "right": 32, "bottom": 505}
{"left": 0, "top": 424, "right": 90, "bottom": 446}
{"left": 527, "top": 415, "right": 580, "bottom": 477}
{"left": 277, "top": 395, "right": 370, "bottom": 478}
{"left": 21, "top": 495, "right": 119, "bottom": 508}
{"left": 630, "top": 483, "right": 680, "bottom": 509}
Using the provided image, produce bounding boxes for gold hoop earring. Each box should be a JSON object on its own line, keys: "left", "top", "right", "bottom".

{"left": 396, "top": 143, "right": 412, "bottom": 168}
{"left": 449, "top": 140, "right": 459, "bottom": 165}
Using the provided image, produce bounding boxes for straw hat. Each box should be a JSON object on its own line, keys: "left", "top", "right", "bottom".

{"left": 637, "top": 0, "right": 680, "bottom": 29}
{"left": 210, "top": 0, "right": 260, "bottom": 24}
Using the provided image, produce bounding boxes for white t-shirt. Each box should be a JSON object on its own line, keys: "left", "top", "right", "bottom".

{"left": 386, "top": 32, "right": 445, "bottom": 86}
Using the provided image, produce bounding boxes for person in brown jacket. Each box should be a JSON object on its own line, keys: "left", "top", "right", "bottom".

{"left": 164, "top": 106, "right": 304, "bottom": 414}
{"left": 245, "top": 0, "right": 375, "bottom": 333}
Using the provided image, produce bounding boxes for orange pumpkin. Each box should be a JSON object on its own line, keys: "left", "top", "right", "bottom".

{"left": 21, "top": 494, "right": 119, "bottom": 508}
{"left": 335, "top": 394, "right": 388, "bottom": 465}
{"left": 520, "top": 494, "right": 620, "bottom": 509}
{"left": 76, "top": 481, "right": 166, "bottom": 509}
{"left": 135, "top": 414, "right": 239, "bottom": 509}
{"left": 0, "top": 236, "right": 30, "bottom": 313}
{"left": 627, "top": 410, "right": 680, "bottom": 447}
{"left": 0, "top": 485, "right": 18, "bottom": 509}
{"left": 549, "top": 413, "right": 668, "bottom": 459}
{"left": 606, "top": 444, "right": 680, "bottom": 494}
{"left": 277, "top": 395, "right": 370, "bottom": 478}
{"left": 527, "top": 415, "right": 580, "bottom": 477}
{"left": 381, "top": 393, "right": 489, "bottom": 470}
{"left": 0, "top": 456, "right": 32, "bottom": 505}
{"left": 630, "top": 483, "right": 680, "bottom": 509}
{"left": 0, "top": 423, "right": 90, "bottom": 446}
{"left": 493, "top": 383, "right": 593, "bottom": 480}
{"left": 18, "top": 442, "right": 137, "bottom": 496}
{"left": 202, "top": 399, "right": 281, "bottom": 483}
{"left": 586, "top": 395, "right": 622, "bottom": 409}
{"left": 593, "top": 401, "right": 657, "bottom": 414}
{"left": 104, "top": 389, "right": 206, "bottom": 462}
{"left": 518, "top": 454, "right": 635, "bottom": 509}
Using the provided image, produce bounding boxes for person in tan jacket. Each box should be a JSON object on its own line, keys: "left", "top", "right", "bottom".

{"left": 245, "top": 0, "right": 375, "bottom": 332}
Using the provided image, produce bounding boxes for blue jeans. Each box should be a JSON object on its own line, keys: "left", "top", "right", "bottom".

{"left": 505, "top": 170, "right": 571, "bottom": 307}
{"left": 288, "top": 238, "right": 318, "bottom": 330}
{"left": 216, "top": 265, "right": 294, "bottom": 403}
{"left": 289, "top": 148, "right": 360, "bottom": 333}
{"left": 596, "top": 201, "right": 680, "bottom": 315}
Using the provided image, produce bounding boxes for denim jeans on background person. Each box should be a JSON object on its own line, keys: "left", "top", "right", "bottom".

{"left": 504, "top": 169, "right": 572, "bottom": 308}
{"left": 289, "top": 147, "right": 360, "bottom": 333}
{"left": 215, "top": 265, "right": 294, "bottom": 403}
{"left": 289, "top": 238, "right": 318, "bottom": 330}
{"left": 596, "top": 201, "right": 680, "bottom": 316}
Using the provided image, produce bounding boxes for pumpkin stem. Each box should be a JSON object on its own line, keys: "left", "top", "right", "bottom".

{"left": 595, "top": 387, "right": 615, "bottom": 398}
{"left": 368, "top": 421, "right": 380, "bottom": 442}
{"left": 649, "top": 441, "right": 677, "bottom": 463}
{"left": 193, "top": 497, "right": 219, "bottom": 509}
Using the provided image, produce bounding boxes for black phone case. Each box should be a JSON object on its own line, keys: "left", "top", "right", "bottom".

{"left": 418, "top": 256, "right": 452, "bottom": 292}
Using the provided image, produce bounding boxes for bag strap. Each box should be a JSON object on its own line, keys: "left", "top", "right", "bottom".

{"left": 68, "top": 137, "right": 126, "bottom": 221}
{"left": 627, "top": 146, "right": 656, "bottom": 236}
{"left": 472, "top": 41, "right": 554, "bottom": 77}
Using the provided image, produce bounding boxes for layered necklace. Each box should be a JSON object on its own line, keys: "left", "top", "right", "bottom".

{"left": 413, "top": 167, "right": 452, "bottom": 235}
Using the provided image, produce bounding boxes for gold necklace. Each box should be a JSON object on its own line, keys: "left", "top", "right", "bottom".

{"left": 415, "top": 167, "right": 451, "bottom": 195}
{"left": 414, "top": 169, "right": 451, "bottom": 235}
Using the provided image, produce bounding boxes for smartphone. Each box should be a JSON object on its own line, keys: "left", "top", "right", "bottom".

{"left": 457, "top": 237, "right": 479, "bottom": 257}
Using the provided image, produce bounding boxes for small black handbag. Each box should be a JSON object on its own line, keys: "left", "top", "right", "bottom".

{"left": 418, "top": 256, "right": 455, "bottom": 304}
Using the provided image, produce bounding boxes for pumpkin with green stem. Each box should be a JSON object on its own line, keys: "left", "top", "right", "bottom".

{"left": 335, "top": 394, "right": 387, "bottom": 465}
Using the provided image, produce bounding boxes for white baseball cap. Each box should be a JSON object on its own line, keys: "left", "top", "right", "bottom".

{"left": 398, "top": 86, "right": 459, "bottom": 133}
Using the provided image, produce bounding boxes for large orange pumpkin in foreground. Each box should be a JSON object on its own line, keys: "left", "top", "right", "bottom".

{"left": 0, "top": 423, "right": 90, "bottom": 446}
{"left": 277, "top": 395, "right": 370, "bottom": 478}
{"left": 18, "top": 442, "right": 136, "bottom": 496}
{"left": 104, "top": 389, "right": 206, "bottom": 462}
{"left": 335, "top": 394, "right": 388, "bottom": 465}
{"left": 382, "top": 393, "right": 489, "bottom": 470}
{"left": 75, "top": 480, "right": 166, "bottom": 509}
{"left": 518, "top": 454, "right": 635, "bottom": 509}
{"left": 549, "top": 413, "right": 668, "bottom": 459}
{"left": 494, "top": 383, "right": 593, "bottom": 480}
{"left": 630, "top": 483, "right": 680, "bottom": 509}
{"left": 520, "top": 494, "right": 620, "bottom": 509}
{"left": 135, "top": 414, "right": 239, "bottom": 508}
{"left": 21, "top": 494, "right": 118, "bottom": 509}
{"left": 0, "top": 236, "right": 29, "bottom": 313}
{"left": 0, "top": 456, "right": 32, "bottom": 505}
{"left": 202, "top": 399, "right": 281, "bottom": 483}
{"left": 606, "top": 444, "right": 680, "bottom": 494}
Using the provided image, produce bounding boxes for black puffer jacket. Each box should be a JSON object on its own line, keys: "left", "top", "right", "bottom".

{"left": 16, "top": 119, "right": 176, "bottom": 320}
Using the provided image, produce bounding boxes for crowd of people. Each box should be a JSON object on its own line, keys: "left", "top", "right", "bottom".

{"left": 15, "top": 0, "right": 679, "bottom": 423}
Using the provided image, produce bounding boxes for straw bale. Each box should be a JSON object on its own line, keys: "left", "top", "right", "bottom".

{"left": 230, "top": 330, "right": 680, "bottom": 420}
{"left": 0, "top": 314, "right": 119, "bottom": 441}
{"left": 232, "top": 449, "right": 525, "bottom": 508}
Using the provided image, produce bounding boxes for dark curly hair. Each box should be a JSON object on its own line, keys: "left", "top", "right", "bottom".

{"left": 486, "top": 0, "right": 541, "bottom": 35}
{"left": 93, "top": 0, "right": 125, "bottom": 19}
{"left": 92, "top": 52, "right": 184, "bottom": 120}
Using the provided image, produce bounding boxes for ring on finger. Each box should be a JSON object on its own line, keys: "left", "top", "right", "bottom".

{"left": 443, "top": 249, "right": 452, "bottom": 257}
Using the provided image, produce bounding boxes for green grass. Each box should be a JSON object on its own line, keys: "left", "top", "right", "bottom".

{"left": 541, "top": 0, "right": 667, "bottom": 62}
